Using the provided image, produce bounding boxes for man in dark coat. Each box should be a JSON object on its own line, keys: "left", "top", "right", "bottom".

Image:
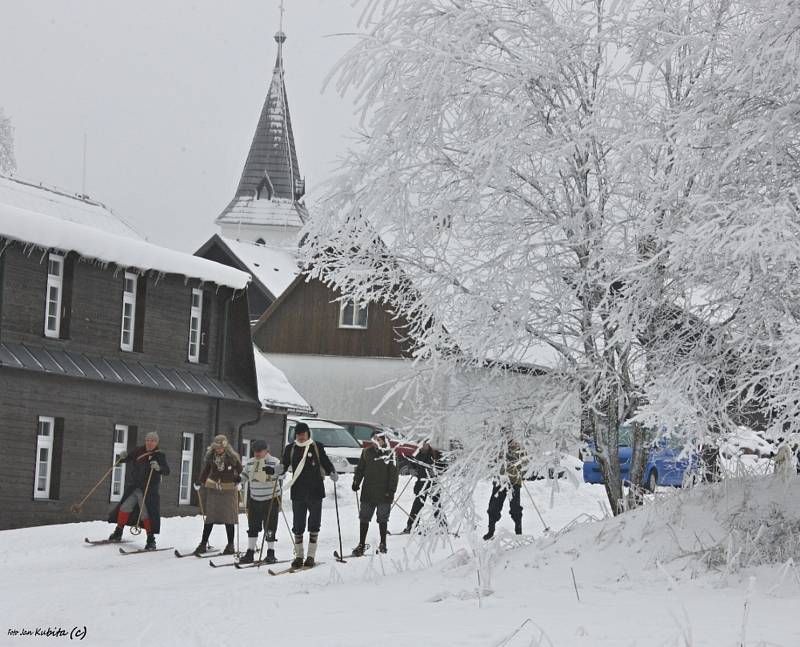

{"left": 352, "top": 430, "right": 399, "bottom": 555}
{"left": 281, "top": 422, "right": 337, "bottom": 568}
{"left": 108, "top": 431, "right": 170, "bottom": 550}
{"left": 402, "top": 441, "right": 446, "bottom": 534}
{"left": 484, "top": 436, "right": 524, "bottom": 540}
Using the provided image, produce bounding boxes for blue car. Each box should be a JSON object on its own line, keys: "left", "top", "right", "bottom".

{"left": 582, "top": 426, "right": 699, "bottom": 491}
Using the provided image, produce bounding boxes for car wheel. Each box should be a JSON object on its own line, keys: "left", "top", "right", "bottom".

{"left": 646, "top": 469, "right": 658, "bottom": 493}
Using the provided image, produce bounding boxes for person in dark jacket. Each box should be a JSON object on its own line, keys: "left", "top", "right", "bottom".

{"left": 352, "top": 430, "right": 399, "bottom": 555}
{"left": 401, "top": 441, "right": 446, "bottom": 534}
{"left": 281, "top": 422, "right": 338, "bottom": 568}
{"left": 193, "top": 434, "right": 242, "bottom": 556}
{"left": 108, "top": 431, "right": 170, "bottom": 550}
{"left": 484, "top": 435, "right": 525, "bottom": 540}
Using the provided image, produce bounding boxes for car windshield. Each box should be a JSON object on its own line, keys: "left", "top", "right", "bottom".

{"left": 290, "top": 425, "right": 362, "bottom": 448}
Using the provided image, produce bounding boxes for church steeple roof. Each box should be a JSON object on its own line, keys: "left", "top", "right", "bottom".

{"left": 236, "top": 31, "right": 304, "bottom": 202}
{"left": 216, "top": 30, "right": 307, "bottom": 234}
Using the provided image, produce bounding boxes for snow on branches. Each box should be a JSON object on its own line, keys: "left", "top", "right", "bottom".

{"left": 303, "top": 0, "right": 800, "bottom": 516}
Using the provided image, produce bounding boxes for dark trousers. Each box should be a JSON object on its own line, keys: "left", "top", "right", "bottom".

{"left": 247, "top": 497, "right": 280, "bottom": 539}
{"left": 359, "top": 501, "right": 391, "bottom": 524}
{"left": 291, "top": 497, "right": 322, "bottom": 534}
{"left": 487, "top": 482, "right": 522, "bottom": 524}
{"left": 407, "top": 479, "right": 444, "bottom": 527}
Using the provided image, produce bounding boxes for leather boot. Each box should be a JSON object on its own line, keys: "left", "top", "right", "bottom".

{"left": 352, "top": 521, "right": 369, "bottom": 556}
{"left": 483, "top": 521, "right": 496, "bottom": 541}
{"left": 378, "top": 522, "right": 388, "bottom": 553}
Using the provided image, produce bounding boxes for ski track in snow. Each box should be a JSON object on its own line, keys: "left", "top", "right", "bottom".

{"left": 2, "top": 475, "right": 799, "bottom": 647}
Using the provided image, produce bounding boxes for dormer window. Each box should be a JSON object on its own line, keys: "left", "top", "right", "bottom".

{"left": 339, "top": 300, "right": 368, "bottom": 329}
{"left": 256, "top": 175, "right": 273, "bottom": 200}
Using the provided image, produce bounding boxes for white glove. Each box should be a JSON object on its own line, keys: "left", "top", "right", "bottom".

{"left": 149, "top": 460, "right": 160, "bottom": 471}
{"left": 193, "top": 483, "right": 201, "bottom": 491}
{"left": 329, "top": 471, "right": 339, "bottom": 482}
{"left": 118, "top": 450, "right": 127, "bottom": 461}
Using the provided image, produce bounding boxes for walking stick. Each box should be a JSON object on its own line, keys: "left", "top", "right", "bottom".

{"left": 521, "top": 480, "right": 550, "bottom": 532}
{"left": 257, "top": 478, "right": 279, "bottom": 568}
{"left": 333, "top": 482, "right": 345, "bottom": 563}
{"left": 130, "top": 467, "right": 155, "bottom": 536}
{"left": 70, "top": 459, "right": 120, "bottom": 513}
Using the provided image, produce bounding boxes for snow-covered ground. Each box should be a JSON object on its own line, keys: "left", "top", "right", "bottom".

{"left": 2, "top": 475, "right": 799, "bottom": 647}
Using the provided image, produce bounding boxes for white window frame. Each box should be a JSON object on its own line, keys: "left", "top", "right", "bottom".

{"left": 110, "top": 425, "right": 128, "bottom": 502}
{"left": 44, "top": 253, "right": 64, "bottom": 339}
{"left": 34, "top": 417, "right": 55, "bottom": 500}
{"left": 188, "top": 288, "right": 203, "bottom": 363}
{"left": 120, "top": 272, "right": 137, "bottom": 352}
{"left": 178, "top": 433, "right": 194, "bottom": 505}
{"left": 338, "top": 299, "right": 368, "bottom": 329}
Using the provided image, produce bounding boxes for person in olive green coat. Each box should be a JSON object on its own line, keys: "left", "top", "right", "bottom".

{"left": 351, "top": 430, "right": 399, "bottom": 555}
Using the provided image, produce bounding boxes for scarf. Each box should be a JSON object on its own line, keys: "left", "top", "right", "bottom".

{"left": 288, "top": 439, "right": 313, "bottom": 488}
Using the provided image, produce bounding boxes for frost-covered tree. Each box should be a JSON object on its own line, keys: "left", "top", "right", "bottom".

{"left": 0, "top": 107, "right": 16, "bottom": 175}
{"left": 303, "top": 0, "right": 795, "bottom": 519}
{"left": 633, "top": 0, "right": 800, "bottom": 449}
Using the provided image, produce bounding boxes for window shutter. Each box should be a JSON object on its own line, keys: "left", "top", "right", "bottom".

{"left": 50, "top": 417, "right": 65, "bottom": 500}
{"left": 127, "top": 425, "right": 138, "bottom": 454}
{"left": 59, "top": 253, "right": 76, "bottom": 339}
{"left": 133, "top": 274, "right": 147, "bottom": 352}
{"left": 190, "top": 433, "right": 203, "bottom": 506}
{"left": 198, "top": 291, "right": 212, "bottom": 364}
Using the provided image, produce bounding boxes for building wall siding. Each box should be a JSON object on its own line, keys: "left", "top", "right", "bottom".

{"left": 0, "top": 369, "right": 270, "bottom": 530}
{"left": 0, "top": 243, "right": 230, "bottom": 376}
{"left": 255, "top": 277, "right": 411, "bottom": 358}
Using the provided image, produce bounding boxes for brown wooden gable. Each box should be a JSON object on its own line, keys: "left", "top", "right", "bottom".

{"left": 252, "top": 273, "right": 411, "bottom": 358}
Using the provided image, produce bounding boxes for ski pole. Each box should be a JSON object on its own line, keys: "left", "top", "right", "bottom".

{"left": 521, "top": 480, "right": 549, "bottom": 531}
{"left": 258, "top": 478, "right": 279, "bottom": 568}
{"left": 389, "top": 476, "right": 413, "bottom": 514}
{"left": 130, "top": 466, "right": 155, "bottom": 536}
{"left": 277, "top": 491, "right": 293, "bottom": 539}
{"left": 235, "top": 487, "right": 242, "bottom": 556}
{"left": 70, "top": 459, "right": 120, "bottom": 513}
{"left": 333, "top": 482, "right": 345, "bottom": 563}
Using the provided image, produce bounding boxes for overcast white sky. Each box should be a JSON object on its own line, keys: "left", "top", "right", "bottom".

{"left": 0, "top": 0, "right": 362, "bottom": 251}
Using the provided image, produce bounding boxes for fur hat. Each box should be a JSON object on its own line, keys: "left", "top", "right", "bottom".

{"left": 294, "top": 422, "right": 310, "bottom": 437}
{"left": 252, "top": 439, "right": 268, "bottom": 453}
{"left": 212, "top": 434, "right": 228, "bottom": 449}
{"left": 145, "top": 431, "right": 159, "bottom": 443}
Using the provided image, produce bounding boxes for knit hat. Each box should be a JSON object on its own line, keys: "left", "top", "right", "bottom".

{"left": 252, "top": 439, "right": 268, "bottom": 453}
{"left": 212, "top": 434, "right": 228, "bottom": 449}
{"left": 294, "top": 422, "right": 310, "bottom": 437}
{"left": 145, "top": 431, "right": 159, "bottom": 443}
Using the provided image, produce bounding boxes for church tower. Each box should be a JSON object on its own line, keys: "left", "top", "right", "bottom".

{"left": 216, "top": 30, "right": 307, "bottom": 247}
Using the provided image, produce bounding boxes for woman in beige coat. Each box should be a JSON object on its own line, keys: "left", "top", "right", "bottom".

{"left": 193, "top": 434, "right": 242, "bottom": 555}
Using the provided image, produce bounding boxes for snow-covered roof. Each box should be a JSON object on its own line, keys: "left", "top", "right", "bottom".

{"left": 253, "top": 345, "right": 313, "bottom": 414}
{"left": 0, "top": 201, "right": 251, "bottom": 290}
{"left": 219, "top": 237, "right": 299, "bottom": 299}
{"left": 0, "top": 175, "right": 143, "bottom": 239}
{"left": 215, "top": 195, "right": 308, "bottom": 229}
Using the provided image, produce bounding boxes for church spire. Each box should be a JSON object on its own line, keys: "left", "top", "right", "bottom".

{"left": 216, "top": 21, "right": 308, "bottom": 245}
{"left": 234, "top": 30, "right": 304, "bottom": 203}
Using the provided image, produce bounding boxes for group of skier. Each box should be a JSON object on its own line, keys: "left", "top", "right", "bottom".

{"left": 105, "top": 422, "right": 529, "bottom": 565}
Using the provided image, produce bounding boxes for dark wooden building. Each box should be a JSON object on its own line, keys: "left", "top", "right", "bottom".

{"left": 0, "top": 176, "right": 291, "bottom": 530}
